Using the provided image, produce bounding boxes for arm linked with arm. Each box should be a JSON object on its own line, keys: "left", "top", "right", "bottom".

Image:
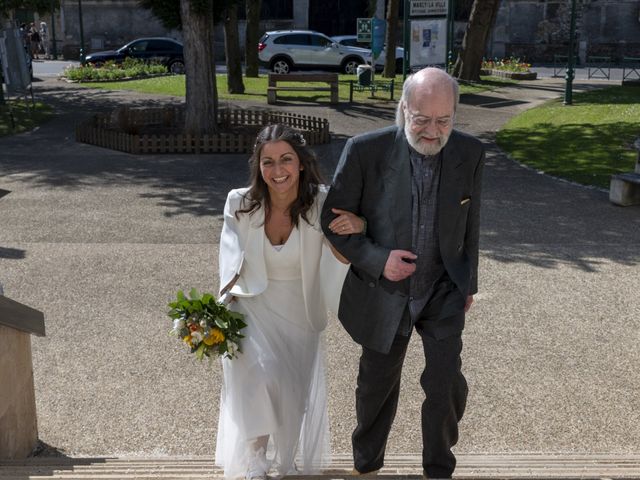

{"left": 320, "top": 138, "right": 391, "bottom": 280}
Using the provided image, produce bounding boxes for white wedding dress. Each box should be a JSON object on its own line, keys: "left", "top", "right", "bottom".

{"left": 215, "top": 227, "right": 330, "bottom": 479}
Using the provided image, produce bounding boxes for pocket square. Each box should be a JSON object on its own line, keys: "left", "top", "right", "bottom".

{"left": 460, "top": 197, "right": 471, "bottom": 205}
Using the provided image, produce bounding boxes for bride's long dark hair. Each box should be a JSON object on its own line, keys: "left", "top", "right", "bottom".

{"left": 236, "top": 124, "right": 325, "bottom": 226}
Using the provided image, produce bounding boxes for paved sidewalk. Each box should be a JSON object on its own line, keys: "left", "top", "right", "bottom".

{"left": 0, "top": 77, "right": 639, "bottom": 466}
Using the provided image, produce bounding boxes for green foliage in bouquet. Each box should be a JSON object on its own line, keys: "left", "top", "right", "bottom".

{"left": 168, "top": 288, "right": 246, "bottom": 360}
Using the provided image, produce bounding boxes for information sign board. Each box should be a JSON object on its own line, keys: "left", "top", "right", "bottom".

{"left": 410, "top": 0, "right": 448, "bottom": 17}
{"left": 357, "top": 18, "right": 372, "bottom": 43}
{"left": 409, "top": 19, "right": 447, "bottom": 67}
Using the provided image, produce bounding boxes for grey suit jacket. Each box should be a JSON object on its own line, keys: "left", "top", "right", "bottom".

{"left": 321, "top": 126, "right": 484, "bottom": 354}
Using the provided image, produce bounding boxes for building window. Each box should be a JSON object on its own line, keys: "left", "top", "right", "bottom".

{"left": 237, "top": 0, "right": 292, "bottom": 20}
{"left": 261, "top": 0, "right": 293, "bottom": 19}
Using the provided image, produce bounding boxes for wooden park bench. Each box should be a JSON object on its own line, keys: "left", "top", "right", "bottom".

{"left": 267, "top": 73, "right": 339, "bottom": 105}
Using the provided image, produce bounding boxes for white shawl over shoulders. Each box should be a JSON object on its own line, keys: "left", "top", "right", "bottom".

{"left": 218, "top": 186, "right": 348, "bottom": 332}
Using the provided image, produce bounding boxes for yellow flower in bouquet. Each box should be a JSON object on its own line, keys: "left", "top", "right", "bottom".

{"left": 168, "top": 289, "right": 246, "bottom": 360}
{"left": 204, "top": 327, "right": 225, "bottom": 346}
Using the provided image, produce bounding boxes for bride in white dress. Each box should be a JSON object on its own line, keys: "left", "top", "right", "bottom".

{"left": 215, "top": 124, "right": 364, "bottom": 479}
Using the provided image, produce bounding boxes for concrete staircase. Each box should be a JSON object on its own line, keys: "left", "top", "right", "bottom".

{"left": 2, "top": 454, "right": 640, "bottom": 479}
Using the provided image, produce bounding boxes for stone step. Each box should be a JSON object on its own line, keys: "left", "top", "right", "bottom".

{"left": 2, "top": 454, "right": 640, "bottom": 479}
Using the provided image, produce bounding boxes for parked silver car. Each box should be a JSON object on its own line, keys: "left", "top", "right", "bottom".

{"left": 258, "top": 30, "right": 372, "bottom": 74}
{"left": 332, "top": 35, "right": 404, "bottom": 73}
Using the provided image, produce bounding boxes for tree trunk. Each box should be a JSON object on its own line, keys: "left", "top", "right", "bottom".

{"left": 224, "top": 4, "right": 245, "bottom": 93}
{"left": 452, "top": 0, "right": 501, "bottom": 81}
{"left": 382, "top": 0, "right": 399, "bottom": 78}
{"left": 245, "top": 0, "right": 261, "bottom": 77}
{"left": 180, "top": 0, "right": 218, "bottom": 134}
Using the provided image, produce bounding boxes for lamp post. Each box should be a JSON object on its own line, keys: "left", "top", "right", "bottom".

{"left": 563, "top": 0, "right": 577, "bottom": 105}
{"left": 50, "top": 0, "right": 57, "bottom": 59}
{"left": 403, "top": 0, "right": 410, "bottom": 81}
{"left": 78, "top": 0, "right": 86, "bottom": 63}
{"left": 447, "top": 0, "right": 455, "bottom": 73}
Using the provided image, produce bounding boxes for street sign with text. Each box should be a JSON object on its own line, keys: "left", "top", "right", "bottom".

{"left": 410, "top": 0, "right": 448, "bottom": 17}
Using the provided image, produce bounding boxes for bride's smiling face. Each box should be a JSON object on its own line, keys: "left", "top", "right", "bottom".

{"left": 259, "top": 140, "right": 303, "bottom": 199}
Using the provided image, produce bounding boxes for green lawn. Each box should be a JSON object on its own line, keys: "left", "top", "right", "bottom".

{"left": 80, "top": 73, "right": 515, "bottom": 103}
{"left": 0, "top": 100, "right": 53, "bottom": 137}
{"left": 496, "top": 85, "right": 640, "bottom": 189}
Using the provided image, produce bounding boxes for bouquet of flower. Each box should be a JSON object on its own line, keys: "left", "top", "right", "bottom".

{"left": 168, "top": 288, "right": 246, "bottom": 360}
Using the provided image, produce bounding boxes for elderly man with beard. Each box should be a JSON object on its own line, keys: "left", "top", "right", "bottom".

{"left": 321, "top": 67, "right": 484, "bottom": 479}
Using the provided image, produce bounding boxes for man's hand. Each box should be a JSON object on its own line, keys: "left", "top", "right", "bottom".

{"left": 383, "top": 250, "right": 417, "bottom": 282}
{"left": 464, "top": 295, "right": 474, "bottom": 313}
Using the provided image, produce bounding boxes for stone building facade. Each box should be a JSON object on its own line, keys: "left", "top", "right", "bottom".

{"left": 28, "top": 0, "right": 640, "bottom": 63}
{"left": 488, "top": 0, "right": 640, "bottom": 63}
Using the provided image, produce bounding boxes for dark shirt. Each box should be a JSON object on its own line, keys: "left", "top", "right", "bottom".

{"left": 397, "top": 147, "right": 445, "bottom": 335}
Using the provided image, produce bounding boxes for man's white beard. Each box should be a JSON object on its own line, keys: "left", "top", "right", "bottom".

{"left": 404, "top": 124, "right": 451, "bottom": 156}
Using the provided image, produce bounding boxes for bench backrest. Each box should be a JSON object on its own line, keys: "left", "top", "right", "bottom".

{"left": 268, "top": 73, "right": 338, "bottom": 84}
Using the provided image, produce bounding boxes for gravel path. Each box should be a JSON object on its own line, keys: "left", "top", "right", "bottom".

{"left": 0, "top": 76, "right": 638, "bottom": 458}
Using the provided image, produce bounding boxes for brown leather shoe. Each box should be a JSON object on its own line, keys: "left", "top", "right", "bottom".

{"left": 350, "top": 468, "right": 380, "bottom": 476}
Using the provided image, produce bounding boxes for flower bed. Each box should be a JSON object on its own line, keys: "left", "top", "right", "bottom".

{"left": 482, "top": 69, "right": 537, "bottom": 80}
{"left": 63, "top": 58, "right": 169, "bottom": 82}
{"left": 481, "top": 57, "right": 537, "bottom": 80}
{"left": 75, "top": 106, "right": 330, "bottom": 154}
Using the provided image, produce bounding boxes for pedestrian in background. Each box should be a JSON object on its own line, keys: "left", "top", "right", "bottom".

{"left": 39, "top": 22, "right": 49, "bottom": 59}
{"left": 28, "top": 23, "right": 41, "bottom": 59}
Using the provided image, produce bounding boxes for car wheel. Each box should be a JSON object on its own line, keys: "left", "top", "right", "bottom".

{"left": 395, "top": 58, "right": 403, "bottom": 74}
{"left": 271, "top": 58, "right": 291, "bottom": 74}
{"left": 342, "top": 58, "right": 361, "bottom": 75}
{"left": 168, "top": 60, "right": 185, "bottom": 74}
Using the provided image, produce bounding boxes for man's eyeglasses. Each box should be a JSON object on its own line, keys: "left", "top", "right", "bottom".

{"left": 405, "top": 109, "right": 453, "bottom": 129}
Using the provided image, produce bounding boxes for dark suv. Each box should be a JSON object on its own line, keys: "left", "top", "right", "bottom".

{"left": 84, "top": 37, "right": 185, "bottom": 74}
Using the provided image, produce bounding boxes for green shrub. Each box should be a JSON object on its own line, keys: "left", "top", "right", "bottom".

{"left": 63, "top": 58, "right": 168, "bottom": 82}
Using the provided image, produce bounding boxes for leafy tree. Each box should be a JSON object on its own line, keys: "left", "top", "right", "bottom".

{"left": 0, "top": 0, "right": 58, "bottom": 17}
{"left": 244, "top": 0, "right": 261, "bottom": 77}
{"left": 179, "top": 0, "right": 218, "bottom": 134}
{"left": 452, "top": 0, "right": 501, "bottom": 81}
{"left": 140, "top": 0, "right": 243, "bottom": 134}
{"left": 382, "top": 0, "right": 399, "bottom": 78}
{"left": 224, "top": 3, "right": 244, "bottom": 93}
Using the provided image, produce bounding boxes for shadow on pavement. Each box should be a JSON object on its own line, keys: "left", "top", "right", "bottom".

{"left": 2, "top": 79, "right": 639, "bottom": 271}
{"left": 461, "top": 94, "right": 529, "bottom": 108}
{"left": 0, "top": 246, "right": 26, "bottom": 259}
